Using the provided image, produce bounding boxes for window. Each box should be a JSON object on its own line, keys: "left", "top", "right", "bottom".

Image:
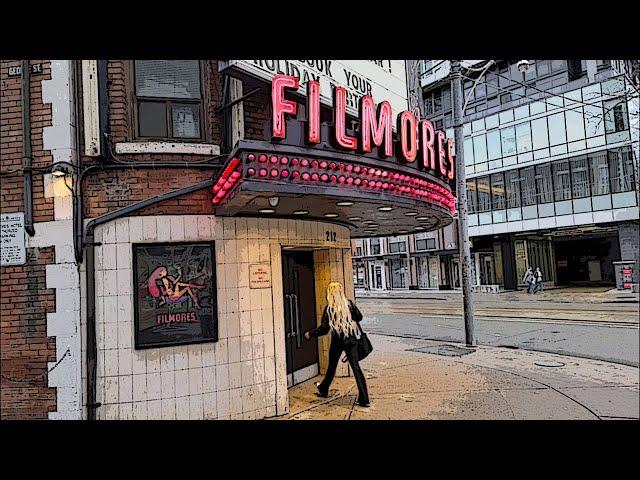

{"left": 134, "top": 60, "right": 203, "bottom": 140}
{"left": 521, "top": 167, "right": 537, "bottom": 206}
{"left": 501, "top": 126, "right": 517, "bottom": 156}
{"left": 370, "top": 238, "right": 381, "bottom": 255}
{"left": 515, "top": 122, "right": 533, "bottom": 153}
{"left": 435, "top": 119, "right": 443, "bottom": 130}
{"left": 585, "top": 103, "right": 605, "bottom": 137}
{"left": 535, "top": 164, "right": 553, "bottom": 203}
{"left": 553, "top": 160, "right": 572, "bottom": 201}
{"left": 464, "top": 137, "right": 474, "bottom": 165}
{"left": 531, "top": 117, "right": 549, "bottom": 150}
{"left": 490, "top": 172, "right": 505, "bottom": 210}
{"left": 551, "top": 60, "right": 566, "bottom": 72}
{"left": 571, "top": 156, "right": 590, "bottom": 198}
{"left": 467, "top": 178, "right": 478, "bottom": 213}
{"left": 536, "top": 60, "right": 551, "bottom": 76}
{"left": 505, "top": 170, "right": 521, "bottom": 208}
{"left": 433, "top": 89, "right": 442, "bottom": 112}
{"left": 477, "top": 176, "right": 491, "bottom": 212}
{"left": 589, "top": 152, "right": 610, "bottom": 196}
{"left": 442, "top": 86, "right": 452, "bottom": 111}
{"left": 416, "top": 238, "right": 436, "bottom": 251}
{"left": 389, "top": 241, "right": 407, "bottom": 254}
{"left": 609, "top": 147, "right": 635, "bottom": 193}
{"left": 486, "top": 130, "right": 502, "bottom": 160}
{"left": 547, "top": 112, "right": 567, "bottom": 146}
{"left": 355, "top": 246, "right": 363, "bottom": 257}
{"left": 604, "top": 100, "right": 629, "bottom": 133}
{"left": 566, "top": 109, "right": 586, "bottom": 141}
{"left": 472, "top": 135, "right": 488, "bottom": 164}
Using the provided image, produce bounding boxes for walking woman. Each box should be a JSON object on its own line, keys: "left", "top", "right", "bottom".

{"left": 303, "top": 282, "right": 370, "bottom": 407}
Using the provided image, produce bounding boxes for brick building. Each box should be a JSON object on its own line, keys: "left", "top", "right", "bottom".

{"left": 1, "top": 60, "right": 456, "bottom": 419}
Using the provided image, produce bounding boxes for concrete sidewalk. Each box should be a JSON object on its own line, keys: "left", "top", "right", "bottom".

{"left": 279, "top": 334, "right": 639, "bottom": 420}
{"left": 355, "top": 286, "right": 640, "bottom": 304}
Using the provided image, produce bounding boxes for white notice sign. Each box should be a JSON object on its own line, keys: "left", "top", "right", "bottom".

{"left": 249, "top": 264, "right": 272, "bottom": 289}
{"left": 1, "top": 212, "right": 26, "bottom": 266}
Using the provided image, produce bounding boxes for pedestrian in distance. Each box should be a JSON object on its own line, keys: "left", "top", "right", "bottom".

{"left": 303, "top": 281, "right": 371, "bottom": 407}
{"left": 533, "top": 267, "right": 544, "bottom": 293}
{"left": 523, "top": 267, "right": 535, "bottom": 294}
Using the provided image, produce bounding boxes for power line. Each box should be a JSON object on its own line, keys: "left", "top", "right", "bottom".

{"left": 462, "top": 74, "right": 640, "bottom": 131}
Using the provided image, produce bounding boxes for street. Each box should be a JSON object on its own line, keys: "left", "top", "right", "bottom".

{"left": 356, "top": 295, "right": 640, "bottom": 367}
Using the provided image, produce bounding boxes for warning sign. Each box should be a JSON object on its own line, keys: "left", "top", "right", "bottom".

{"left": 249, "top": 264, "right": 271, "bottom": 289}
{"left": 1, "top": 212, "right": 26, "bottom": 266}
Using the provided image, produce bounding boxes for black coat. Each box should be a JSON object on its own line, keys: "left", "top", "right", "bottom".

{"left": 307, "top": 300, "right": 363, "bottom": 341}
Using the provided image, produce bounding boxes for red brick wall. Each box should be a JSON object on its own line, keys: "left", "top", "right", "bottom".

{"left": 0, "top": 247, "right": 58, "bottom": 420}
{"left": 1, "top": 60, "right": 55, "bottom": 222}
{"left": 82, "top": 60, "right": 231, "bottom": 219}
{"left": 0, "top": 60, "right": 59, "bottom": 419}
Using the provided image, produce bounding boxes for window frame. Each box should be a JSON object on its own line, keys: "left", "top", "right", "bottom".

{"left": 131, "top": 60, "right": 208, "bottom": 142}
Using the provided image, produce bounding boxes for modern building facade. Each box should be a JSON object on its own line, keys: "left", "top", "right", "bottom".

{"left": 353, "top": 60, "right": 639, "bottom": 292}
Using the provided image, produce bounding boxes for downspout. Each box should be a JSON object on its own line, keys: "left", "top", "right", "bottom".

{"left": 22, "top": 60, "right": 35, "bottom": 236}
{"left": 84, "top": 178, "right": 215, "bottom": 420}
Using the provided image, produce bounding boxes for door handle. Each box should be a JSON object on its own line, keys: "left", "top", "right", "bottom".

{"left": 288, "top": 294, "right": 296, "bottom": 339}
{"left": 292, "top": 293, "right": 302, "bottom": 348}
{"left": 284, "top": 294, "right": 292, "bottom": 338}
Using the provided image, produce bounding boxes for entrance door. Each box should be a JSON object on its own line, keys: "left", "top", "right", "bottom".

{"left": 588, "top": 260, "right": 602, "bottom": 282}
{"left": 282, "top": 250, "right": 319, "bottom": 387}
{"left": 370, "top": 261, "right": 385, "bottom": 290}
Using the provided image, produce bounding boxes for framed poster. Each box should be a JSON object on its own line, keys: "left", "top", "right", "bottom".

{"left": 133, "top": 241, "right": 217, "bottom": 349}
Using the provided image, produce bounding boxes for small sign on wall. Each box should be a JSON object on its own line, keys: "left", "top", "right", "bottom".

{"left": 249, "top": 264, "right": 271, "bottom": 289}
{"left": 1, "top": 213, "right": 26, "bottom": 266}
{"left": 133, "top": 242, "right": 218, "bottom": 349}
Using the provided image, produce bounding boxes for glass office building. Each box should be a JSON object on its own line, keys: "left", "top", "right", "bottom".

{"left": 418, "top": 60, "right": 639, "bottom": 289}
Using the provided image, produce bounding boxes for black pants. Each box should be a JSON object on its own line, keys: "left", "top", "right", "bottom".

{"left": 318, "top": 334, "right": 370, "bottom": 404}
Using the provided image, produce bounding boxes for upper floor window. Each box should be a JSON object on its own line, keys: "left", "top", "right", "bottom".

{"left": 415, "top": 238, "right": 436, "bottom": 251}
{"left": 389, "top": 241, "right": 407, "bottom": 254}
{"left": 134, "top": 60, "right": 204, "bottom": 140}
{"left": 355, "top": 246, "right": 363, "bottom": 257}
{"left": 370, "top": 238, "right": 381, "bottom": 255}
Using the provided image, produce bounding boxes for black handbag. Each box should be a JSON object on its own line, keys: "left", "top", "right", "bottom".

{"left": 340, "top": 300, "right": 373, "bottom": 363}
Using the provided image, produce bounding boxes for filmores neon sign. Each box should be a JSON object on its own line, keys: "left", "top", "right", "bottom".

{"left": 271, "top": 75, "right": 455, "bottom": 183}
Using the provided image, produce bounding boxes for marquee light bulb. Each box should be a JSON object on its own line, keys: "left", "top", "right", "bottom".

{"left": 259, "top": 154, "right": 267, "bottom": 162}
{"left": 281, "top": 157, "right": 289, "bottom": 165}
{"left": 301, "top": 159, "right": 309, "bottom": 167}
{"left": 270, "top": 155, "right": 278, "bottom": 164}
{"left": 248, "top": 154, "right": 255, "bottom": 162}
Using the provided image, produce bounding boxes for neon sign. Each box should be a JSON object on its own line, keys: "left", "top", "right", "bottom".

{"left": 271, "top": 74, "right": 455, "bottom": 183}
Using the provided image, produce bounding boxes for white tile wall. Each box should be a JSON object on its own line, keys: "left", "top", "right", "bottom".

{"left": 93, "top": 215, "right": 351, "bottom": 420}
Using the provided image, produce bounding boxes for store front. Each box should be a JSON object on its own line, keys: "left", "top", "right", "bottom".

{"left": 86, "top": 71, "right": 456, "bottom": 420}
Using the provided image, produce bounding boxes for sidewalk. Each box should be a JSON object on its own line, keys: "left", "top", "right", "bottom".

{"left": 356, "top": 286, "right": 640, "bottom": 304}
{"left": 279, "top": 334, "right": 639, "bottom": 420}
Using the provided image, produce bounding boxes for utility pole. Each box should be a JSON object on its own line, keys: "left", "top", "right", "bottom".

{"left": 450, "top": 59, "right": 476, "bottom": 346}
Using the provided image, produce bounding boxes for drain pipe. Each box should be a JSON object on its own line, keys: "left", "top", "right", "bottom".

{"left": 22, "top": 60, "right": 35, "bottom": 236}
{"left": 84, "top": 178, "right": 215, "bottom": 420}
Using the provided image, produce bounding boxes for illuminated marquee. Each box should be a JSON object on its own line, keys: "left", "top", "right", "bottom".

{"left": 271, "top": 74, "right": 455, "bottom": 183}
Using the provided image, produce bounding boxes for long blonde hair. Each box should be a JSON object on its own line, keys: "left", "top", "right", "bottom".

{"left": 326, "top": 282, "right": 361, "bottom": 339}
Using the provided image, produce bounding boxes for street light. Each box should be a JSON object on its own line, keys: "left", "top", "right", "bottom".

{"left": 451, "top": 59, "right": 529, "bottom": 346}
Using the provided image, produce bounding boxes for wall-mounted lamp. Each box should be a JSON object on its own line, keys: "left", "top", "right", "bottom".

{"left": 268, "top": 196, "right": 279, "bottom": 208}
{"left": 51, "top": 163, "right": 71, "bottom": 177}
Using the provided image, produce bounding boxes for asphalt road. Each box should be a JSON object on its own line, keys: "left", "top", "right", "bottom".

{"left": 359, "top": 312, "right": 640, "bottom": 367}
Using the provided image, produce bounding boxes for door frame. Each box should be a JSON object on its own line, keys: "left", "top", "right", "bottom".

{"left": 281, "top": 249, "right": 320, "bottom": 388}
